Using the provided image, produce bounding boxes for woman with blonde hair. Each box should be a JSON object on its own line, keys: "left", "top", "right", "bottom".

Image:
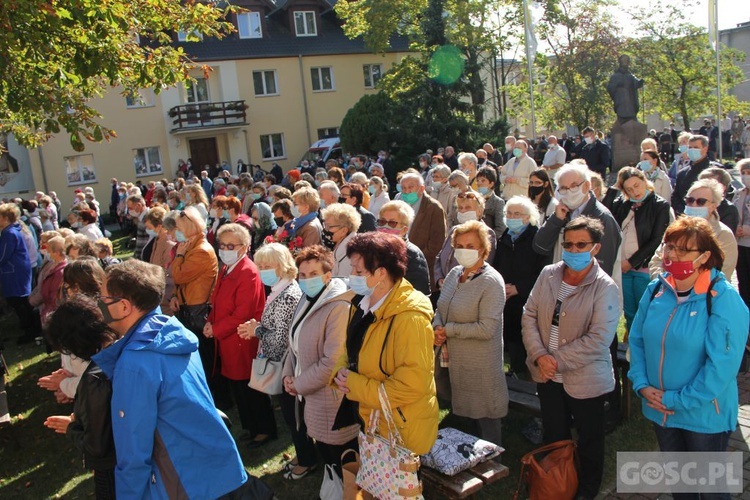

{"left": 169, "top": 206, "right": 223, "bottom": 405}
{"left": 290, "top": 187, "right": 323, "bottom": 247}
{"left": 434, "top": 220, "right": 507, "bottom": 445}
{"left": 183, "top": 184, "right": 210, "bottom": 223}
{"left": 321, "top": 203, "right": 361, "bottom": 277}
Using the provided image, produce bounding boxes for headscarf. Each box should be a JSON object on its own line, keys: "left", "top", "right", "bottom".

{"left": 253, "top": 202, "right": 276, "bottom": 232}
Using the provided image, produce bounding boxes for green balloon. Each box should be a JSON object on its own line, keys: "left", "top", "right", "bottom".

{"left": 428, "top": 45, "right": 465, "bottom": 86}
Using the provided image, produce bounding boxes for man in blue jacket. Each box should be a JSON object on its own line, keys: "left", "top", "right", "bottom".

{"left": 92, "top": 259, "right": 248, "bottom": 499}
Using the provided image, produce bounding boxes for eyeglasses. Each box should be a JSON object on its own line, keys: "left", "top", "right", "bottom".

{"left": 457, "top": 192, "right": 480, "bottom": 200}
{"left": 684, "top": 197, "right": 710, "bottom": 207}
{"left": 376, "top": 218, "right": 404, "bottom": 229}
{"left": 324, "top": 223, "right": 343, "bottom": 231}
{"left": 561, "top": 241, "right": 595, "bottom": 250}
{"left": 506, "top": 211, "right": 528, "bottom": 218}
{"left": 557, "top": 180, "right": 585, "bottom": 195}
{"left": 98, "top": 295, "right": 123, "bottom": 305}
{"left": 663, "top": 243, "right": 700, "bottom": 257}
{"left": 218, "top": 243, "right": 242, "bottom": 250}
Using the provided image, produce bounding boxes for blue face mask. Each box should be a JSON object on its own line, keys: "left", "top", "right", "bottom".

{"left": 562, "top": 249, "right": 593, "bottom": 271}
{"left": 401, "top": 192, "right": 419, "bottom": 205}
{"left": 299, "top": 275, "right": 326, "bottom": 298}
{"left": 678, "top": 144, "right": 689, "bottom": 154}
{"left": 630, "top": 191, "right": 651, "bottom": 204}
{"left": 684, "top": 205, "right": 709, "bottom": 219}
{"left": 513, "top": 148, "right": 522, "bottom": 158}
{"left": 260, "top": 269, "right": 280, "bottom": 287}
{"left": 687, "top": 148, "right": 703, "bottom": 162}
{"left": 505, "top": 218, "right": 527, "bottom": 234}
{"left": 396, "top": 184, "right": 402, "bottom": 193}
{"left": 477, "top": 186, "right": 490, "bottom": 196}
{"left": 145, "top": 228, "right": 157, "bottom": 238}
{"left": 368, "top": 185, "right": 376, "bottom": 195}
{"left": 637, "top": 160, "right": 653, "bottom": 172}
{"left": 223, "top": 210, "right": 230, "bottom": 219}
{"left": 349, "top": 275, "right": 374, "bottom": 296}
{"left": 175, "top": 230, "right": 188, "bottom": 243}
{"left": 251, "top": 193, "right": 261, "bottom": 201}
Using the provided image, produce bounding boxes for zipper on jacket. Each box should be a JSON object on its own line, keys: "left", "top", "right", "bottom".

{"left": 396, "top": 408, "right": 407, "bottom": 423}
{"left": 658, "top": 304, "right": 678, "bottom": 427}
{"left": 714, "top": 399, "right": 720, "bottom": 415}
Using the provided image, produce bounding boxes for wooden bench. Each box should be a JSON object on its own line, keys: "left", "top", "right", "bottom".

{"left": 422, "top": 459, "right": 510, "bottom": 499}
{"left": 506, "top": 375, "right": 541, "bottom": 414}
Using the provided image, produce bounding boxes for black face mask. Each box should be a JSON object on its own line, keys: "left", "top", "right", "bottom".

{"left": 528, "top": 185, "right": 545, "bottom": 199}
{"left": 97, "top": 298, "right": 124, "bottom": 325}
{"left": 274, "top": 216, "right": 284, "bottom": 227}
{"left": 322, "top": 229, "right": 336, "bottom": 250}
{"left": 338, "top": 197, "right": 347, "bottom": 204}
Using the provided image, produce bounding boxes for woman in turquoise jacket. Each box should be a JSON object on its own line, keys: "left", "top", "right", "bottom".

{"left": 629, "top": 217, "right": 749, "bottom": 497}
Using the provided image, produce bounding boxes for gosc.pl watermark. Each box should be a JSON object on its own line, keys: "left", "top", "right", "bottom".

{"left": 617, "top": 452, "right": 743, "bottom": 493}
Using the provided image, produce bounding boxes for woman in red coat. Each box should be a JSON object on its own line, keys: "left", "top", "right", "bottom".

{"left": 40, "top": 236, "right": 67, "bottom": 325}
{"left": 203, "top": 223, "right": 276, "bottom": 446}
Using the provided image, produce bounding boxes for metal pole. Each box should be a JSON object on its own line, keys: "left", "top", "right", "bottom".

{"left": 523, "top": 0, "right": 536, "bottom": 139}
{"left": 715, "top": 0, "right": 722, "bottom": 160}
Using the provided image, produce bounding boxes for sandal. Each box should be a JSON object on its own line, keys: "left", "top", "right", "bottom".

{"left": 282, "top": 458, "right": 299, "bottom": 473}
{"left": 283, "top": 464, "right": 317, "bottom": 480}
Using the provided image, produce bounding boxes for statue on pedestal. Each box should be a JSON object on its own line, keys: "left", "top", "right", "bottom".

{"left": 606, "top": 55, "right": 644, "bottom": 124}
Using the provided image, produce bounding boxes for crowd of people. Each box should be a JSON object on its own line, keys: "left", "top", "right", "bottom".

{"left": 0, "top": 128, "right": 748, "bottom": 500}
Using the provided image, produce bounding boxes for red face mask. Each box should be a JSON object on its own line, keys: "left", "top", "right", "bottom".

{"left": 663, "top": 255, "right": 702, "bottom": 280}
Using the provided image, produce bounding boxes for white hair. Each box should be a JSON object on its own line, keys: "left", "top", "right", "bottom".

{"left": 350, "top": 172, "right": 368, "bottom": 185}
{"left": 433, "top": 165, "right": 451, "bottom": 178}
{"left": 555, "top": 162, "right": 591, "bottom": 185}
{"left": 458, "top": 152, "right": 478, "bottom": 167}
{"left": 379, "top": 200, "right": 415, "bottom": 227}
{"left": 369, "top": 163, "right": 384, "bottom": 174}
{"left": 687, "top": 178, "right": 724, "bottom": 204}
{"left": 505, "top": 195, "right": 540, "bottom": 227}
{"left": 318, "top": 180, "right": 341, "bottom": 196}
{"left": 400, "top": 172, "right": 424, "bottom": 186}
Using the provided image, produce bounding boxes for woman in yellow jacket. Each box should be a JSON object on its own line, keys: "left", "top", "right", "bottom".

{"left": 333, "top": 232, "right": 438, "bottom": 456}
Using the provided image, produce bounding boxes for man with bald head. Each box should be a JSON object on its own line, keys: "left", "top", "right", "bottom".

{"left": 483, "top": 143, "right": 504, "bottom": 166}
{"left": 542, "top": 135, "right": 566, "bottom": 171}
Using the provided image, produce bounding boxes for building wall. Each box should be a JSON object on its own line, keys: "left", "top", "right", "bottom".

{"left": 28, "top": 51, "right": 409, "bottom": 208}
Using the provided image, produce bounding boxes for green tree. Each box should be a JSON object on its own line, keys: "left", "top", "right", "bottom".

{"left": 505, "top": 0, "right": 621, "bottom": 131}
{"left": 0, "top": 0, "right": 234, "bottom": 149}
{"left": 627, "top": 5, "right": 748, "bottom": 130}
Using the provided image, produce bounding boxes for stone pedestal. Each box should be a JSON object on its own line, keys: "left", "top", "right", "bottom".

{"left": 611, "top": 119, "right": 647, "bottom": 172}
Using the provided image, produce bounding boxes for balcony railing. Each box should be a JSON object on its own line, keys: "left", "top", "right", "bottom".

{"left": 168, "top": 100, "right": 248, "bottom": 132}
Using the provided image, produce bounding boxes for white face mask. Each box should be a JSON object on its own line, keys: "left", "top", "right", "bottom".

{"left": 454, "top": 248, "right": 480, "bottom": 268}
{"left": 219, "top": 249, "right": 242, "bottom": 266}
{"left": 456, "top": 210, "right": 479, "bottom": 223}
{"left": 742, "top": 174, "right": 750, "bottom": 188}
{"left": 209, "top": 208, "right": 218, "bottom": 218}
{"left": 557, "top": 185, "right": 588, "bottom": 210}
{"left": 584, "top": 136, "right": 594, "bottom": 145}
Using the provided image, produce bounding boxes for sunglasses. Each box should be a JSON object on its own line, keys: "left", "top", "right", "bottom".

{"left": 561, "top": 241, "right": 595, "bottom": 250}
{"left": 684, "top": 197, "right": 710, "bottom": 207}
{"left": 376, "top": 218, "right": 404, "bottom": 229}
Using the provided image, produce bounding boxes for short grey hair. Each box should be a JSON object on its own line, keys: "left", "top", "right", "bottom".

{"left": 318, "top": 180, "right": 340, "bottom": 196}
{"left": 555, "top": 162, "right": 591, "bottom": 185}
{"left": 254, "top": 242, "right": 298, "bottom": 279}
{"left": 217, "top": 223, "right": 251, "bottom": 247}
{"left": 369, "top": 163, "right": 384, "bottom": 175}
{"left": 350, "top": 172, "right": 368, "bottom": 185}
{"left": 379, "top": 200, "right": 415, "bottom": 227}
{"left": 689, "top": 134, "right": 709, "bottom": 148}
{"left": 321, "top": 203, "right": 362, "bottom": 233}
{"left": 458, "top": 152, "right": 478, "bottom": 167}
{"left": 505, "top": 195, "right": 540, "bottom": 227}
{"left": 400, "top": 172, "right": 424, "bottom": 186}
{"left": 698, "top": 167, "right": 731, "bottom": 189}
{"left": 687, "top": 178, "right": 724, "bottom": 204}
{"left": 448, "top": 170, "right": 469, "bottom": 186}
{"left": 433, "top": 165, "right": 451, "bottom": 179}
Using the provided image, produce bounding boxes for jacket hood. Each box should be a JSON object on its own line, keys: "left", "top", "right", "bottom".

{"left": 377, "top": 278, "right": 433, "bottom": 321}
{"left": 93, "top": 311, "right": 198, "bottom": 379}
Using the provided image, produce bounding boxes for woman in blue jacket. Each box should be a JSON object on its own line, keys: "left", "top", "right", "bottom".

{"left": 629, "top": 217, "right": 749, "bottom": 498}
{"left": 0, "top": 203, "right": 35, "bottom": 344}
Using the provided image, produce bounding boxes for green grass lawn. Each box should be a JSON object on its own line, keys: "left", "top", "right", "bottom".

{"left": 0, "top": 305, "right": 657, "bottom": 499}
{"left": 0, "top": 230, "right": 657, "bottom": 498}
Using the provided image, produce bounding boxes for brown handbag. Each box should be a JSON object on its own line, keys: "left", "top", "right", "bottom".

{"left": 514, "top": 439, "right": 578, "bottom": 500}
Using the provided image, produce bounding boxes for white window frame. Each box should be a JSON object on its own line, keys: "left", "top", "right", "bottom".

{"left": 311, "top": 66, "right": 334, "bottom": 92}
{"left": 177, "top": 30, "right": 203, "bottom": 42}
{"left": 64, "top": 154, "right": 97, "bottom": 186}
{"left": 125, "top": 89, "right": 156, "bottom": 109}
{"left": 363, "top": 64, "right": 383, "bottom": 89}
{"left": 133, "top": 146, "right": 163, "bottom": 178}
{"left": 252, "top": 70, "right": 279, "bottom": 97}
{"left": 294, "top": 11, "right": 317, "bottom": 37}
{"left": 260, "top": 133, "right": 286, "bottom": 161}
{"left": 238, "top": 11, "right": 263, "bottom": 39}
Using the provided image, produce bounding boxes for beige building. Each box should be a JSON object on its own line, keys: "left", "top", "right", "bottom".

{"left": 21, "top": 0, "right": 412, "bottom": 207}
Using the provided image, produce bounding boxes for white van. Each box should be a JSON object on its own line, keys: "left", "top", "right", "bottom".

{"left": 299, "top": 137, "right": 342, "bottom": 165}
